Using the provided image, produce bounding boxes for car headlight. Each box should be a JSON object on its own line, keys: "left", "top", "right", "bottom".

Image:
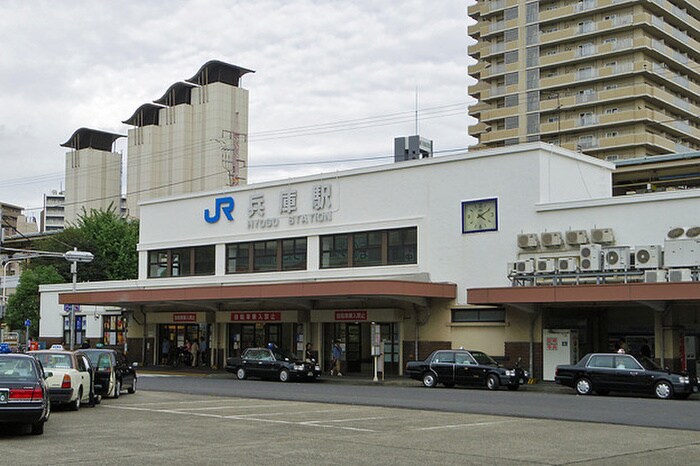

{"left": 315, "top": 365, "right": 321, "bottom": 371}
{"left": 293, "top": 364, "right": 305, "bottom": 371}
{"left": 523, "top": 371, "right": 530, "bottom": 378}
{"left": 505, "top": 369, "right": 516, "bottom": 377}
{"left": 679, "top": 376, "right": 690, "bottom": 384}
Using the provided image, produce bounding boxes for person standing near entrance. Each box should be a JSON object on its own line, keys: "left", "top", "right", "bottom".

{"left": 161, "top": 337, "right": 170, "bottom": 365}
{"left": 331, "top": 340, "right": 343, "bottom": 376}
{"left": 190, "top": 338, "right": 200, "bottom": 367}
{"left": 199, "top": 336, "right": 208, "bottom": 366}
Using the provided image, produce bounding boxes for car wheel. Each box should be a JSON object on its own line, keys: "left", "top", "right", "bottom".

{"left": 128, "top": 377, "right": 137, "bottom": 394}
{"left": 486, "top": 374, "right": 499, "bottom": 391}
{"left": 113, "top": 379, "right": 121, "bottom": 399}
{"left": 654, "top": 380, "right": 673, "bottom": 400}
{"left": 279, "top": 369, "right": 290, "bottom": 382}
{"left": 575, "top": 377, "right": 593, "bottom": 395}
{"left": 507, "top": 385, "right": 519, "bottom": 391}
{"left": 30, "top": 421, "right": 44, "bottom": 435}
{"left": 236, "top": 367, "right": 246, "bottom": 380}
{"left": 422, "top": 372, "right": 437, "bottom": 388}
{"left": 70, "top": 388, "right": 82, "bottom": 411}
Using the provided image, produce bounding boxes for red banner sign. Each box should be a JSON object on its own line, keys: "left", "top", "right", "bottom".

{"left": 231, "top": 312, "right": 281, "bottom": 322}
{"left": 173, "top": 313, "right": 197, "bottom": 322}
{"left": 335, "top": 310, "right": 367, "bottom": 321}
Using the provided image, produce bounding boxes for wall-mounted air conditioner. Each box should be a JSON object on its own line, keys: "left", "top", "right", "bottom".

{"left": 580, "top": 244, "right": 603, "bottom": 271}
{"left": 644, "top": 270, "right": 666, "bottom": 283}
{"left": 591, "top": 227, "right": 614, "bottom": 244}
{"left": 517, "top": 233, "right": 539, "bottom": 249}
{"left": 514, "top": 259, "right": 535, "bottom": 274}
{"left": 634, "top": 245, "right": 663, "bottom": 269}
{"left": 541, "top": 231, "right": 563, "bottom": 248}
{"left": 536, "top": 258, "right": 556, "bottom": 273}
{"left": 603, "top": 246, "right": 631, "bottom": 270}
{"left": 664, "top": 238, "right": 700, "bottom": 267}
{"left": 565, "top": 230, "right": 588, "bottom": 245}
{"left": 668, "top": 268, "right": 693, "bottom": 282}
{"left": 557, "top": 257, "right": 578, "bottom": 273}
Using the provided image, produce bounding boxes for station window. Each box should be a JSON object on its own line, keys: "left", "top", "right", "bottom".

{"left": 147, "top": 246, "right": 215, "bottom": 278}
{"left": 320, "top": 227, "right": 417, "bottom": 269}
{"left": 226, "top": 237, "right": 307, "bottom": 273}
{"left": 452, "top": 308, "right": 506, "bottom": 323}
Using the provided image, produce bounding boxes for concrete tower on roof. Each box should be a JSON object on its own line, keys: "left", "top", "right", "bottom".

{"left": 60, "top": 128, "right": 125, "bottom": 226}
{"left": 123, "top": 60, "right": 254, "bottom": 219}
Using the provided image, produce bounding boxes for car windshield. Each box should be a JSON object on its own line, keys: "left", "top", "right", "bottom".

{"left": 636, "top": 355, "right": 662, "bottom": 371}
{"left": 273, "top": 349, "right": 295, "bottom": 361}
{"left": 470, "top": 351, "right": 498, "bottom": 366}
{"left": 33, "top": 353, "right": 73, "bottom": 369}
{"left": 0, "top": 358, "right": 37, "bottom": 380}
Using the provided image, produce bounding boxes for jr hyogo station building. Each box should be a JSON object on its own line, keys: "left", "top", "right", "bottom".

{"left": 39, "top": 143, "right": 700, "bottom": 379}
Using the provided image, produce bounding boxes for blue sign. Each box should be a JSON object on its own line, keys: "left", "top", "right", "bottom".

{"left": 24, "top": 319, "right": 31, "bottom": 327}
{"left": 64, "top": 304, "right": 80, "bottom": 312}
{"left": 76, "top": 316, "right": 83, "bottom": 331}
{"left": 204, "top": 196, "right": 235, "bottom": 223}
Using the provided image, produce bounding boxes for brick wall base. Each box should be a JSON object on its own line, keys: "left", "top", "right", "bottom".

{"left": 403, "top": 340, "right": 451, "bottom": 363}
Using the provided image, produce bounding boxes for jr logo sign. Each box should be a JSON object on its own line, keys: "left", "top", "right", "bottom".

{"left": 204, "top": 196, "right": 235, "bottom": 223}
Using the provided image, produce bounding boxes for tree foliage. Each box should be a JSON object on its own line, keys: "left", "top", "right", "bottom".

{"left": 32, "top": 207, "right": 139, "bottom": 282}
{"left": 5, "top": 266, "right": 64, "bottom": 335}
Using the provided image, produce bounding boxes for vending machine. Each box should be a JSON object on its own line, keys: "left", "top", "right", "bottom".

{"left": 543, "top": 329, "right": 579, "bottom": 381}
{"left": 683, "top": 335, "right": 698, "bottom": 378}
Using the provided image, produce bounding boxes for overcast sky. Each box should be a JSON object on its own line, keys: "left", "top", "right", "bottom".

{"left": 0, "top": 0, "right": 476, "bottom": 217}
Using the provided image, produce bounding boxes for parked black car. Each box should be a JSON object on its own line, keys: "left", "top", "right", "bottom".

{"left": 81, "top": 349, "right": 138, "bottom": 398}
{"left": 0, "top": 353, "right": 51, "bottom": 435}
{"left": 406, "top": 349, "right": 528, "bottom": 390}
{"left": 555, "top": 353, "right": 699, "bottom": 400}
{"left": 226, "top": 347, "right": 321, "bottom": 382}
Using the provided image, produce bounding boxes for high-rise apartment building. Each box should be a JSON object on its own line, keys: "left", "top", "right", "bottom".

{"left": 60, "top": 128, "right": 124, "bottom": 226}
{"left": 468, "top": 0, "right": 700, "bottom": 161}
{"left": 124, "top": 60, "right": 253, "bottom": 218}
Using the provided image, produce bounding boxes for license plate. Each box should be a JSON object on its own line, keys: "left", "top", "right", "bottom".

{"left": 0, "top": 390, "right": 8, "bottom": 404}
{"left": 307, "top": 371, "right": 313, "bottom": 377}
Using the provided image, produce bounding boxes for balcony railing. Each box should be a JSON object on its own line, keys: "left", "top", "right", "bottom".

{"left": 576, "top": 92, "right": 598, "bottom": 103}
{"left": 574, "top": 0, "right": 597, "bottom": 12}
{"left": 578, "top": 116, "right": 599, "bottom": 126}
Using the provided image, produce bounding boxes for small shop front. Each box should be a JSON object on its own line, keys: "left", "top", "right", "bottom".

{"left": 150, "top": 312, "right": 213, "bottom": 366}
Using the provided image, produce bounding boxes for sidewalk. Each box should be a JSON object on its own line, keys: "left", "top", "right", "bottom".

{"left": 137, "top": 365, "right": 569, "bottom": 393}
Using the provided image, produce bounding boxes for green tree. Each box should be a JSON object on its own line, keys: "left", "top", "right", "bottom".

{"left": 32, "top": 207, "right": 139, "bottom": 282}
{"left": 5, "top": 265, "right": 64, "bottom": 336}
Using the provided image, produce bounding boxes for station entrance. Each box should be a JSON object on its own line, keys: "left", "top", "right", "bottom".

{"left": 322, "top": 322, "right": 400, "bottom": 375}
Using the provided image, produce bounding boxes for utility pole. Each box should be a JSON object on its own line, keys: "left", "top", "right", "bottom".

{"left": 217, "top": 130, "right": 247, "bottom": 186}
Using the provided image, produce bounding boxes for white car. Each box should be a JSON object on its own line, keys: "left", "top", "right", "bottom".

{"left": 29, "top": 350, "right": 93, "bottom": 410}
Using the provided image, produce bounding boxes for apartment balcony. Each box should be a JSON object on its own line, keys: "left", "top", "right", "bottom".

{"left": 475, "top": 0, "right": 521, "bottom": 17}
{"left": 480, "top": 105, "right": 521, "bottom": 122}
{"left": 479, "top": 127, "right": 520, "bottom": 144}
{"left": 646, "top": 0, "right": 700, "bottom": 37}
{"left": 468, "top": 122, "right": 490, "bottom": 137}
{"left": 538, "top": 0, "right": 632, "bottom": 24}
{"left": 483, "top": 17, "right": 519, "bottom": 37}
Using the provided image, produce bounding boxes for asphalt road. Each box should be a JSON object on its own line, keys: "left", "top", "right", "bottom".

{"left": 2, "top": 389, "right": 700, "bottom": 465}
{"left": 139, "top": 374, "right": 700, "bottom": 431}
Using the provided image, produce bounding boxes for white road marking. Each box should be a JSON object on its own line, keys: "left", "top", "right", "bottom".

{"left": 413, "top": 419, "right": 523, "bottom": 431}
{"left": 170, "top": 403, "right": 303, "bottom": 412}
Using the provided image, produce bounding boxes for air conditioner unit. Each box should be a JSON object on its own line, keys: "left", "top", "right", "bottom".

{"left": 667, "top": 227, "right": 686, "bottom": 239}
{"left": 514, "top": 259, "right": 535, "bottom": 274}
{"left": 565, "top": 230, "right": 588, "bottom": 245}
{"left": 644, "top": 270, "right": 666, "bottom": 283}
{"left": 536, "top": 258, "right": 556, "bottom": 273}
{"left": 517, "top": 233, "right": 539, "bottom": 249}
{"left": 557, "top": 257, "right": 578, "bottom": 273}
{"left": 580, "top": 244, "right": 603, "bottom": 271}
{"left": 686, "top": 226, "right": 700, "bottom": 238}
{"left": 541, "top": 231, "right": 563, "bottom": 248}
{"left": 668, "top": 268, "right": 693, "bottom": 282}
{"left": 591, "top": 227, "right": 615, "bottom": 244}
{"left": 664, "top": 238, "right": 700, "bottom": 267}
{"left": 634, "top": 245, "right": 663, "bottom": 269}
{"left": 603, "top": 246, "right": 631, "bottom": 270}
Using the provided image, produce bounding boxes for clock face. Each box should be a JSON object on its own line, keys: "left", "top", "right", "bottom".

{"left": 462, "top": 198, "right": 498, "bottom": 233}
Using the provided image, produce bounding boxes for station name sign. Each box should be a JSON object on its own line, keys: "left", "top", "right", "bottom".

{"left": 204, "top": 183, "right": 335, "bottom": 231}
{"left": 173, "top": 313, "right": 197, "bottom": 322}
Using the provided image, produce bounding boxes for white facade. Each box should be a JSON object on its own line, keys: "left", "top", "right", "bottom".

{"left": 39, "top": 143, "right": 700, "bottom": 374}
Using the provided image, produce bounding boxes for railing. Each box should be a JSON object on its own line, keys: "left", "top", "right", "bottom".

{"left": 612, "top": 38, "right": 633, "bottom": 50}
{"left": 576, "top": 92, "right": 598, "bottom": 104}
{"left": 576, "top": 45, "right": 597, "bottom": 57}
{"left": 578, "top": 116, "right": 599, "bottom": 126}
{"left": 576, "top": 69, "right": 597, "bottom": 80}
{"left": 612, "top": 15, "right": 633, "bottom": 27}
{"left": 574, "top": 0, "right": 597, "bottom": 12}
{"left": 578, "top": 23, "right": 596, "bottom": 34}
{"left": 490, "top": 20, "right": 505, "bottom": 33}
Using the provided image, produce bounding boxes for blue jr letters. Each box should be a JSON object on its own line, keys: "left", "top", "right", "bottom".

{"left": 204, "top": 196, "right": 235, "bottom": 223}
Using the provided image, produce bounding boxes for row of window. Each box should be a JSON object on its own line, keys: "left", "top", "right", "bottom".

{"left": 147, "top": 227, "right": 418, "bottom": 278}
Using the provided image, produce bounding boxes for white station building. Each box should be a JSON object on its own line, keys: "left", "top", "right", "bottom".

{"left": 39, "top": 143, "right": 700, "bottom": 379}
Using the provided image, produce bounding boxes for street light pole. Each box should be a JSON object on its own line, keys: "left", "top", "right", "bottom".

{"left": 63, "top": 248, "right": 94, "bottom": 351}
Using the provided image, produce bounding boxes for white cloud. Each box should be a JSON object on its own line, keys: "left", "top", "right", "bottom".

{"left": 0, "top": 0, "right": 474, "bottom": 213}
